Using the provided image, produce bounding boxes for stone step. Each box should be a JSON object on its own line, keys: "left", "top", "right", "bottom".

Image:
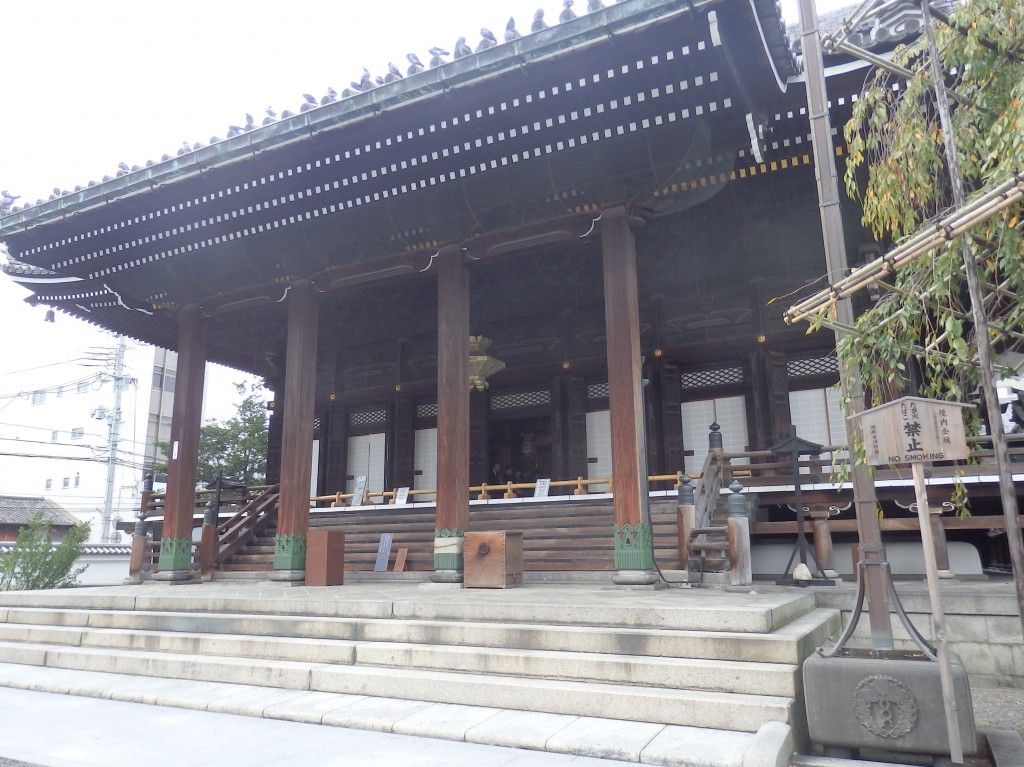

{"left": 210, "top": 571, "right": 275, "bottom": 581}
{"left": 218, "top": 563, "right": 273, "bottom": 571}
{"left": 0, "top": 606, "right": 839, "bottom": 665}
{"left": 0, "top": 662, "right": 778, "bottom": 767}
{"left": 0, "top": 588, "right": 821, "bottom": 632}
{"left": 0, "top": 640, "right": 790, "bottom": 732}
{"left": 0, "top": 623, "right": 798, "bottom": 695}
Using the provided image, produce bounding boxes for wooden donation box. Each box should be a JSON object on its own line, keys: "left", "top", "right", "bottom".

{"left": 305, "top": 529, "right": 345, "bottom": 587}
{"left": 464, "top": 531, "right": 523, "bottom": 588}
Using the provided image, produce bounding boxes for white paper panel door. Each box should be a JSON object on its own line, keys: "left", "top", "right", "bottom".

{"left": 346, "top": 432, "right": 386, "bottom": 502}
{"left": 681, "top": 395, "right": 749, "bottom": 474}
{"left": 413, "top": 427, "right": 438, "bottom": 502}
{"left": 789, "top": 387, "right": 848, "bottom": 465}
{"left": 586, "top": 410, "right": 611, "bottom": 492}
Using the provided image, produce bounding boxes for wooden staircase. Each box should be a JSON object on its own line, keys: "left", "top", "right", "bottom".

{"left": 216, "top": 527, "right": 277, "bottom": 575}
{"left": 681, "top": 448, "right": 745, "bottom": 584}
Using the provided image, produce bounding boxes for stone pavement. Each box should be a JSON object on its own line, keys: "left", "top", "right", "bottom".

{"left": 973, "top": 686, "right": 1024, "bottom": 738}
{"left": 0, "top": 686, "right": 641, "bottom": 767}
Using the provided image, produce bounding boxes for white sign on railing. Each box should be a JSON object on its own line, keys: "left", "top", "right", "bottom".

{"left": 350, "top": 476, "right": 367, "bottom": 507}
{"left": 394, "top": 486, "right": 410, "bottom": 505}
{"left": 533, "top": 478, "right": 551, "bottom": 498}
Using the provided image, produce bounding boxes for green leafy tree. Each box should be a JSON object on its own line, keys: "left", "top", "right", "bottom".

{"left": 154, "top": 382, "right": 269, "bottom": 487}
{"left": 836, "top": 0, "right": 1024, "bottom": 409}
{"left": 0, "top": 513, "right": 91, "bottom": 591}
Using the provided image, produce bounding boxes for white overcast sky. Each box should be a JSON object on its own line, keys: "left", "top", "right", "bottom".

{"left": 0, "top": 0, "right": 845, "bottom": 419}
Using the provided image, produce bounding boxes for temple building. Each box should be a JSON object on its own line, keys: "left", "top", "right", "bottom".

{"left": 3, "top": 0, "right": 1002, "bottom": 583}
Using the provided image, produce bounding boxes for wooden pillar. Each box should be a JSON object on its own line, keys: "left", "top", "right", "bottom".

{"left": 659, "top": 362, "right": 685, "bottom": 473}
{"left": 746, "top": 349, "right": 792, "bottom": 451}
{"left": 390, "top": 397, "right": 415, "bottom": 491}
{"left": 156, "top": 307, "right": 207, "bottom": 580}
{"left": 272, "top": 280, "right": 319, "bottom": 579}
{"left": 469, "top": 390, "right": 489, "bottom": 487}
{"left": 324, "top": 403, "right": 348, "bottom": 493}
{"left": 929, "top": 513, "right": 955, "bottom": 579}
{"left": 433, "top": 246, "right": 470, "bottom": 581}
{"left": 601, "top": 207, "right": 657, "bottom": 584}
{"left": 552, "top": 375, "right": 588, "bottom": 490}
{"left": 645, "top": 359, "right": 684, "bottom": 475}
{"left": 265, "top": 395, "right": 283, "bottom": 485}
{"left": 809, "top": 509, "right": 839, "bottom": 579}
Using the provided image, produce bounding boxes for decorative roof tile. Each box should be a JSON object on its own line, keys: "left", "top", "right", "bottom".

{"left": 0, "top": 496, "right": 81, "bottom": 528}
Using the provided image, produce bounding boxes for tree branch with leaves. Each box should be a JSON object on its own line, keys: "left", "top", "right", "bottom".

{"left": 154, "top": 382, "right": 269, "bottom": 487}
{"left": 840, "top": 0, "right": 1024, "bottom": 413}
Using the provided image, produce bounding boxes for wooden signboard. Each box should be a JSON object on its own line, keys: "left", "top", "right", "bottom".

{"left": 350, "top": 476, "right": 367, "bottom": 506}
{"left": 533, "top": 478, "right": 551, "bottom": 498}
{"left": 852, "top": 396, "right": 972, "bottom": 466}
{"left": 848, "top": 396, "right": 974, "bottom": 762}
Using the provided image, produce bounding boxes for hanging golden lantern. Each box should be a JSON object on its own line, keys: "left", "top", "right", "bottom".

{"left": 468, "top": 335, "right": 505, "bottom": 391}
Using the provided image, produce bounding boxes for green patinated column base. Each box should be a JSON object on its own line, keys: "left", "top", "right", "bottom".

{"left": 433, "top": 528, "right": 464, "bottom": 572}
{"left": 157, "top": 537, "right": 192, "bottom": 574}
{"left": 274, "top": 533, "right": 307, "bottom": 571}
{"left": 614, "top": 523, "right": 655, "bottom": 570}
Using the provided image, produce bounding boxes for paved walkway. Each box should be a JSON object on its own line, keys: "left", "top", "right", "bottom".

{"left": 0, "top": 686, "right": 639, "bottom": 767}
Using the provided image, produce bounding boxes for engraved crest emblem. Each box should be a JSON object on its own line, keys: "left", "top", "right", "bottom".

{"left": 853, "top": 674, "right": 918, "bottom": 738}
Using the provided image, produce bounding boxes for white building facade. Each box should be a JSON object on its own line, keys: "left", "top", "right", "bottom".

{"left": 0, "top": 331, "right": 175, "bottom": 544}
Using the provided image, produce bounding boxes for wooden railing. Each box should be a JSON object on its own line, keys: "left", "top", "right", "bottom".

{"left": 208, "top": 484, "right": 281, "bottom": 572}
{"left": 127, "top": 428, "right": 1022, "bottom": 578}
{"left": 309, "top": 470, "right": 696, "bottom": 509}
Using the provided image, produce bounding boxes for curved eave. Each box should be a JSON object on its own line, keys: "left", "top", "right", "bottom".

{"left": 0, "top": 0, "right": 723, "bottom": 235}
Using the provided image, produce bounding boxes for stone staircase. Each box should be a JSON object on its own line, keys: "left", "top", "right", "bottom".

{"left": 0, "top": 583, "right": 837, "bottom": 765}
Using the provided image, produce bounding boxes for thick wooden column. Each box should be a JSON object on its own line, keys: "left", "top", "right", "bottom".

{"left": 469, "top": 390, "right": 489, "bottom": 487}
{"left": 601, "top": 207, "right": 657, "bottom": 583}
{"left": 324, "top": 403, "right": 348, "bottom": 493}
{"left": 265, "top": 392, "right": 283, "bottom": 485}
{"left": 157, "top": 307, "right": 207, "bottom": 579}
{"left": 659, "top": 362, "right": 685, "bottom": 473}
{"left": 643, "top": 359, "right": 684, "bottom": 475}
{"left": 390, "top": 396, "right": 415, "bottom": 491}
{"left": 272, "top": 280, "right": 319, "bottom": 579}
{"left": 551, "top": 375, "right": 588, "bottom": 489}
{"left": 746, "top": 349, "right": 792, "bottom": 451}
{"left": 433, "top": 246, "right": 470, "bottom": 581}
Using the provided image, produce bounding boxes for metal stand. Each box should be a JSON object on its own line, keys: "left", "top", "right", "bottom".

{"left": 818, "top": 558, "right": 935, "bottom": 660}
{"left": 771, "top": 427, "right": 835, "bottom": 586}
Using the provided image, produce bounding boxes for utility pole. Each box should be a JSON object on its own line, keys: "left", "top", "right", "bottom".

{"left": 100, "top": 336, "right": 127, "bottom": 544}
{"left": 798, "top": 0, "right": 894, "bottom": 647}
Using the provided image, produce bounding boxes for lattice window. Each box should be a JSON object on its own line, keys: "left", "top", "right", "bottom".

{"left": 587, "top": 382, "right": 610, "bottom": 399}
{"left": 416, "top": 403, "right": 438, "bottom": 418}
{"left": 787, "top": 356, "right": 838, "bottom": 378}
{"left": 490, "top": 390, "right": 551, "bottom": 410}
{"left": 349, "top": 408, "right": 387, "bottom": 426}
{"left": 680, "top": 367, "right": 743, "bottom": 389}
